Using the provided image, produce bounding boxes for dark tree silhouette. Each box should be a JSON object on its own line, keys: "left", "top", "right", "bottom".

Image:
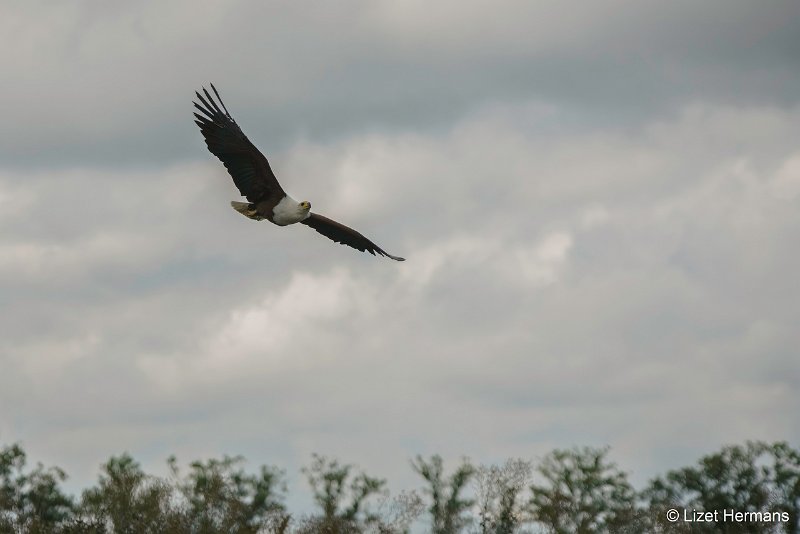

{"left": 644, "top": 441, "right": 799, "bottom": 534}
{"left": 412, "top": 455, "right": 475, "bottom": 534}
{"left": 473, "top": 459, "right": 533, "bottom": 534}
{"left": 167, "top": 454, "right": 286, "bottom": 533}
{"left": 0, "top": 443, "right": 74, "bottom": 533}
{"left": 79, "top": 454, "right": 176, "bottom": 533}
{"left": 298, "top": 453, "right": 387, "bottom": 533}
{"left": 527, "top": 447, "right": 640, "bottom": 534}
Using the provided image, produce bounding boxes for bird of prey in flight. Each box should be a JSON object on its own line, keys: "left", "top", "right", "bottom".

{"left": 193, "top": 84, "right": 404, "bottom": 261}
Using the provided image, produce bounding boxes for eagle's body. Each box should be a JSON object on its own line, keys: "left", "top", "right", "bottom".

{"left": 193, "top": 84, "right": 404, "bottom": 261}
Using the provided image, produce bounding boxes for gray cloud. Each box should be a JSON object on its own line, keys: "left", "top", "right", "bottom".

{"left": 1, "top": 0, "right": 798, "bottom": 168}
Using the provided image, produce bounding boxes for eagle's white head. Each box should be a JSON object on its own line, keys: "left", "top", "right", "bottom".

{"left": 272, "top": 196, "right": 311, "bottom": 225}
{"left": 299, "top": 200, "right": 311, "bottom": 221}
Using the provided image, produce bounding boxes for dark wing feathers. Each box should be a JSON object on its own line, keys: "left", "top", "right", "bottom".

{"left": 301, "top": 213, "right": 404, "bottom": 261}
{"left": 193, "top": 84, "right": 283, "bottom": 203}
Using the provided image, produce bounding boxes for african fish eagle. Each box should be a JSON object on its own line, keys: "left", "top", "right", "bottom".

{"left": 193, "top": 84, "right": 404, "bottom": 261}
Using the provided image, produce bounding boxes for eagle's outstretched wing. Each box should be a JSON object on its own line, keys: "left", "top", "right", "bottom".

{"left": 193, "top": 84, "right": 284, "bottom": 203}
{"left": 302, "top": 213, "right": 405, "bottom": 261}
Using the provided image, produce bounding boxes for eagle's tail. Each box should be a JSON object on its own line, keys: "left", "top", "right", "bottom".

{"left": 230, "top": 201, "right": 264, "bottom": 221}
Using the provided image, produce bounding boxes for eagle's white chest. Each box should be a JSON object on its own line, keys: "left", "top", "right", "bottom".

{"left": 272, "top": 195, "right": 309, "bottom": 226}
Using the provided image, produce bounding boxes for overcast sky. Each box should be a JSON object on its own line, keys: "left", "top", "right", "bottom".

{"left": 1, "top": 0, "right": 799, "bottom": 522}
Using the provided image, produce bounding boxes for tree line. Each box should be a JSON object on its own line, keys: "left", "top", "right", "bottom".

{"left": 1, "top": 441, "right": 798, "bottom": 533}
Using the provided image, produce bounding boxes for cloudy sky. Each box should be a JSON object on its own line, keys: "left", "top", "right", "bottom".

{"left": 1, "top": 0, "right": 799, "bottom": 518}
